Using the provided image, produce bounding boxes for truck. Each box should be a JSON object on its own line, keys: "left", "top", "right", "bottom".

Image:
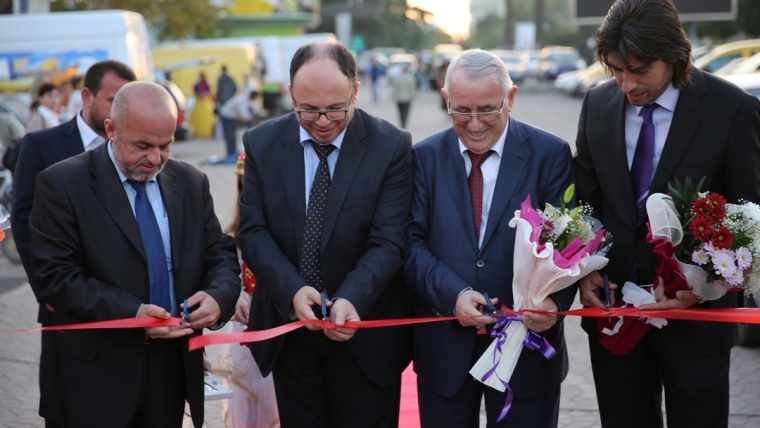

{"left": 0, "top": 10, "right": 154, "bottom": 93}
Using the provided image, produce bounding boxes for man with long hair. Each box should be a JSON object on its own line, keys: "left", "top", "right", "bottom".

{"left": 574, "top": 1, "right": 760, "bottom": 427}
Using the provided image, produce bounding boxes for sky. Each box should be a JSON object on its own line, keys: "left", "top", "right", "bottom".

{"left": 407, "top": 0, "right": 472, "bottom": 40}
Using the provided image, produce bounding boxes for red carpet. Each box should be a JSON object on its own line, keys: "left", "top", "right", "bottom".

{"left": 399, "top": 363, "right": 420, "bottom": 428}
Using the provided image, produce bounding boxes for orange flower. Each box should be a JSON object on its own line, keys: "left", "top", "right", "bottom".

{"left": 0, "top": 230, "right": 4, "bottom": 242}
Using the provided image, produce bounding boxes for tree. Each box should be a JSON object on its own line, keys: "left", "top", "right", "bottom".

{"left": 314, "top": 0, "right": 451, "bottom": 49}
{"left": 51, "top": 0, "right": 222, "bottom": 41}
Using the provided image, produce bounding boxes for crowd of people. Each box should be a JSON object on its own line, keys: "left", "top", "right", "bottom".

{"left": 3, "top": 0, "right": 760, "bottom": 427}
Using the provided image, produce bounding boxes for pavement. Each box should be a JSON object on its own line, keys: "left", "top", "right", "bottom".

{"left": 1, "top": 77, "right": 760, "bottom": 427}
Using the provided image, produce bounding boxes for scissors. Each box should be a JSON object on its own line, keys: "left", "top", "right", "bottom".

{"left": 603, "top": 274, "right": 611, "bottom": 320}
{"left": 321, "top": 290, "right": 328, "bottom": 321}
{"left": 183, "top": 299, "right": 190, "bottom": 324}
{"left": 480, "top": 292, "right": 504, "bottom": 317}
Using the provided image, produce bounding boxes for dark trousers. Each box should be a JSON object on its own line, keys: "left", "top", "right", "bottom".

{"left": 128, "top": 339, "right": 187, "bottom": 428}
{"left": 41, "top": 330, "right": 63, "bottom": 428}
{"left": 220, "top": 116, "right": 238, "bottom": 156}
{"left": 272, "top": 328, "right": 401, "bottom": 428}
{"left": 397, "top": 102, "right": 411, "bottom": 129}
{"left": 589, "top": 329, "right": 730, "bottom": 428}
{"left": 417, "top": 335, "right": 560, "bottom": 428}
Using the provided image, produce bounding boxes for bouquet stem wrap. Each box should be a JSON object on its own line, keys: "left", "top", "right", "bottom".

{"left": 470, "top": 198, "right": 608, "bottom": 392}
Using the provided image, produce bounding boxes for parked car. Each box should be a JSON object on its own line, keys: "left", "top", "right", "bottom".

{"left": 693, "top": 39, "right": 760, "bottom": 74}
{"left": 537, "top": 46, "right": 586, "bottom": 81}
{"left": 385, "top": 53, "right": 419, "bottom": 82}
{"left": 489, "top": 49, "right": 524, "bottom": 82}
{"left": 519, "top": 50, "right": 540, "bottom": 78}
{"left": 555, "top": 61, "right": 606, "bottom": 96}
{"left": 717, "top": 52, "right": 760, "bottom": 76}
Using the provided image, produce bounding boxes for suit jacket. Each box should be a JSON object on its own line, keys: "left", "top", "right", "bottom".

{"left": 404, "top": 118, "right": 576, "bottom": 398}
{"left": 574, "top": 68, "right": 760, "bottom": 357}
{"left": 29, "top": 143, "right": 240, "bottom": 428}
{"left": 11, "top": 116, "right": 84, "bottom": 324}
{"left": 238, "top": 109, "right": 415, "bottom": 386}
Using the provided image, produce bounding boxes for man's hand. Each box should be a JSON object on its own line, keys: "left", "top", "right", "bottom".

{"left": 454, "top": 290, "right": 498, "bottom": 328}
{"left": 138, "top": 304, "right": 193, "bottom": 339}
{"left": 638, "top": 277, "right": 702, "bottom": 310}
{"left": 325, "top": 298, "right": 360, "bottom": 342}
{"left": 293, "top": 286, "right": 329, "bottom": 331}
{"left": 579, "top": 271, "right": 618, "bottom": 308}
{"left": 233, "top": 294, "right": 250, "bottom": 324}
{"left": 184, "top": 291, "right": 222, "bottom": 330}
{"left": 521, "top": 297, "right": 559, "bottom": 333}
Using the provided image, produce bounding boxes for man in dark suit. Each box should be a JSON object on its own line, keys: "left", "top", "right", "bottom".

{"left": 11, "top": 60, "right": 135, "bottom": 428}
{"left": 404, "top": 49, "right": 575, "bottom": 428}
{"left": 29, "top": 82, "right": 240, "bottom": 428}
{"left": 574, "top": 1, "right": 760, "bottom": 427}
{"left": 237, "top": 42, "right": 414, "bottom": 427}
{"left": 13, "top": 60, "right": 136, "bottom": 325}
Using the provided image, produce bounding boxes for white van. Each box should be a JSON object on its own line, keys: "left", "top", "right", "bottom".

{"left": 0, "top": 10, "right": 154, "bottom": 92}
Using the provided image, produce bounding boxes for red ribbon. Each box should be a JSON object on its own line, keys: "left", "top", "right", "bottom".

{"left": 0, "top": 317, "right": 179, "bottom": 333}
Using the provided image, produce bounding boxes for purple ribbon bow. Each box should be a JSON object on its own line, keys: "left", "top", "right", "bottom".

{"left": 479, "top": 313, "right": 557, "bottom": 422}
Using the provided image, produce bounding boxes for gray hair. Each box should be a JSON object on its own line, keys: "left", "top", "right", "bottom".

{"left": 111, "top": 82, "right": 177, "bottom": 129}
{"left": 444, "top": 49, "right": 513, "bottom": 97}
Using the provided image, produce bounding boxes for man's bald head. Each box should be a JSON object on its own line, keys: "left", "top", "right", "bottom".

{"left": 105, "top": 82, "right": 177, "bottom": 182}
{"left": 111, "top": 82, "right": 177, "bottom": 130}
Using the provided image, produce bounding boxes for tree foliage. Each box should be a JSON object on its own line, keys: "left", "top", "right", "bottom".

{"left": 314, "top": 0, "right": 451, "bottom": 49}
{"left": 50, "top": 0, "right": 222, "bottom": 41}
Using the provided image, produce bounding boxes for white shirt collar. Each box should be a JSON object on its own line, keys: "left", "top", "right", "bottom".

{"left": 635, "top": 83, "right": 680, "bottom": 115}
{"left": 76, "top": 111, "right": 102, "bottom": 150}
{"left": 299, "top": 126, "right": 347, "bottom": 151}
{"left": 458, "top": 118, "right": 510, "bottom": 158}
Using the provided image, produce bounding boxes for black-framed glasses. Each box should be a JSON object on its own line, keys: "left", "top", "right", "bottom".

{"left": 292, "top": 93, "right": 354, "bottom": 121}
{"left": 447, "top": 98, "right": 506, "bottom": 123}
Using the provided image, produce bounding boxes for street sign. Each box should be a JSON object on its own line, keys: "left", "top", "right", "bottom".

{"left": 573, "top": 0, "right": 736, "bottom": 25}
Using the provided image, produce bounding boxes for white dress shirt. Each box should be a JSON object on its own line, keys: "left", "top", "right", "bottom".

{"left": 625, "top": 84, "right": 680, "bottom": 177}
{"left": 76, "top": 111, "right": 105, "bottom": 151}
{"left": 108, "top": 142, "right": 176, "bottom": 316}
{"left": 459, "top": 121, "right": 509, "bottom": 248}
{"left": 300, "top": 126, "right": 347, "bottom": 211}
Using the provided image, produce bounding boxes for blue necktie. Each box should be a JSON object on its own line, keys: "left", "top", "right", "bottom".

{"left": 630, "top": 103, "right": 658, "bottom": 215}
{"left": 127, "top": 180, "right": 171, "bottom": 312}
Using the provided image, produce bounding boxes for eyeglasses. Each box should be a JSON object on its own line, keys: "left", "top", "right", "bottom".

{"left": 292, "top": 93, "right": 354, "bottom": 121}
{"left": 447, "top": 99, "right": 506, "bottom": 123}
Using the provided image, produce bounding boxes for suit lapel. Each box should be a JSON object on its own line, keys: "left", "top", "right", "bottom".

{"left": 599, "top": 87, "right": 638, "bottom": 228}
{"left": 645, "top": 70, "right": 708, "bottom": 226}
{"left": 89, "top": 143, "right": 145, "bottom": 258}
{"left": 321, "top": 111, "right": 367, "bottom": 253}
{"left": 480, "top": 118, "right": 531, "bottom": 251}
{"left": 278, "top": 116, "right": 307, "bottom": 252}
{"left": 157, "top": 163, "right": 183, "bottom": 271}
{"left": 61, "top": 116, "right": 85, "bottom": 158}
{"left": 440, "top": 128, "right": 479, "bottom": 252}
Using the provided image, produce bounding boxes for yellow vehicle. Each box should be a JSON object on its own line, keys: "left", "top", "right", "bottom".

{"left": 151, "top": 45, "right": 260, "bottom": 101}
{"left": 693, "top": 39, "right": 760, "bottom": 74}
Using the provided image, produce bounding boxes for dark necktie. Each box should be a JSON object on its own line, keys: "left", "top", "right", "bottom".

{"left": 127, "top": 180, "right": 171, "bottom": 312}
{"left": 630, "top": 103, "right": 658, "bottom": 214}
{"left": 299, "top": 141, "right": 336, "bottom": 291}
{"left": 468, "top": 150, "right": 494, "bottom": 242}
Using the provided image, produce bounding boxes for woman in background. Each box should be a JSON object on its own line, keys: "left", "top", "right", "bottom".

{"left": 215, "top": 152, "right": 279, "bottom": 428}
{"left": 189, "top": 72, "right": 215, "bottom": 138}
{"left": 26, "top": 83, "right": 61, "bottom": 133}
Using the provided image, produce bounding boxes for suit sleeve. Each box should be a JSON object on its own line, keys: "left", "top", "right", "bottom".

{"left": 196, "top": 173, "right": 241, "bottom": 329}
{"left": 332, "top": 132, "right": 414, "bottom": 317}
{"left": 11, "top": 133, "right": 45, "bottom": 298}
{"left": 238, "top": 131, "right": 307, "bottom": 320}
{"left": 724, "top": 95, "right": 760, "bottom": 203}
{"left": 573, "top": 93, "right": 603, "bottom": 218}
{"left": 30, "top": 168, "right": 144, "bottom": 321}
{"left": 404, "top": 146, "right": 473, "bottom": 316}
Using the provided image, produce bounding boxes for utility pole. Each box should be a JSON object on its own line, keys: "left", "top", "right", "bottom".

{"left": 504, "top": 0, "right": 515, "bottom": 49}
{"left": 534, "top": 0, "right": 545, "bottom": 49}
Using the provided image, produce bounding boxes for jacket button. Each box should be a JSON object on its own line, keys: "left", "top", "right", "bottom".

{"left": 141, "top": 259, "right": 147, "bottom": 268}
{"left": 477, "top": 260, "right": 485, "bottom": 267}
{"left": 133, "top": 349, "right": 141, "bottom": 356}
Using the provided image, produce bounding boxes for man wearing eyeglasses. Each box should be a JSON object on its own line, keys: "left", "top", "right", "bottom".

{"left": 404, "top": 49, "right": 575, "bottom": 427}
{"left": 237, "top": 41, "right": 414, "bottom": 427}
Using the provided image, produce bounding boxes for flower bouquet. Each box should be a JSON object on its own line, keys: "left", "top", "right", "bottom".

{"left": 647, "top": 177, "right": 760, "bottom": 301}
{"left": 470, "top": 185, "right": 610, "bottom": 393}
